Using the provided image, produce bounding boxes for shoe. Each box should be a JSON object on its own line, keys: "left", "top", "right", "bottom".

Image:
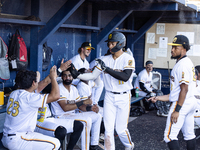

{"left": 157, "top": 110, "right": 168, "bottom": 117}
{"left": 90, "top": 145, "right": 101, "bottom": 150}
{"left": 125, "top": 143, "right": 134, "bottom": 150}
{"left": 160, "top": 113, "right": 168, "bottom": 117}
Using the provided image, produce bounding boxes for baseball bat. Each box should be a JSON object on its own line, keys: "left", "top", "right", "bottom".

{"left": 167, "top": 61, "right": 170, "bottom": 85}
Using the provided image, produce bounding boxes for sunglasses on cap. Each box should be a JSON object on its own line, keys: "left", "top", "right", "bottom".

{"left": 86, "top": 47, "right": 91, "bottom": 50}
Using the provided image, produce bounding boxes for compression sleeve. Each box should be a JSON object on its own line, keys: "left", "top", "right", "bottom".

{"left": 77, "top": 67, "right": 101, "bottom": 81}
{"left": 139, "top": 82, "right": 151, "bottom": 93}
{"left": 105, "top": 68, "right": 132, "bottom": 82}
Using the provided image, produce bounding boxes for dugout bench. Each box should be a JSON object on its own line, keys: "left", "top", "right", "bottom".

{"left": 130, "top": 96, "right": 145, "bottom": 106}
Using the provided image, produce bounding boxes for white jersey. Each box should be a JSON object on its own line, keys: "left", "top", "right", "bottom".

{"left": 3, "top": 89, "right": 48, "bottom": 134}
{"left": 195, "top": 80, "right": 200, "bottom": 106}
{"left": 70, "top": 54, "right": 90, "bottom": 70}
{"left": 51, "top": 83, "right": 80, "bottom": 117}
{"left": 77, "top": 81, "right": 95, "bottom": 100}
{"left": 134, "top": 69, "right": 153, "bottom": 96}
{"left": 96, "top": 52, "right": 135, "bottom": 92}
{"left": 169, "top": 57, "right": 196, "bottom": 102}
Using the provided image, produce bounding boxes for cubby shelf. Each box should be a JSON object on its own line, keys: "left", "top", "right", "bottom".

{"left": 0, "top": 18, "right": 137, "bottom": 33}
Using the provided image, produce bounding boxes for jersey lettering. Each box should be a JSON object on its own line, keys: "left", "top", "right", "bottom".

{"left": 7, "top": 98, "right": 19, "bottom": 117}
{"left": 192, "top": 67, "right": 196, "bottom": 82}
{"left": 170, "top": 84, "right": 173, "bottom": 91}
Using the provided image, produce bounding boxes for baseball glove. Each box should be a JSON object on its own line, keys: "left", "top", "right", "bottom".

{"left": 68, "top": 63, "right": 80, "bottom": 79}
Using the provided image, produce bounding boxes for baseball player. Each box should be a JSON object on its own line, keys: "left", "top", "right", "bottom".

{"left": 149, "top": 35, "right": 197, "bottom": 150}
{"left": 70, "top": 31, "right": 135, "bottom": 150}
{"left": 70, "top": 42, "right": 95, "bottom": 86}
{"left": 134, "top": 61, "right": 169, "bottom": 116}
{"left": 134, "top": 60, "right": 153, "bottom": 97}
{"left": 51, "top": 68, "right": 102, "bottom": 150}
{"left": 1, "top": 66, "right": 60, "bottom": 150}
{"left": 34, "top": 59, "right": 83, "bottom": 150}
{"left": 194, "top": 66, "right": 200, "bottom": 126}
{"left": 89, "top": 50, "right": 112, "bottom": 105}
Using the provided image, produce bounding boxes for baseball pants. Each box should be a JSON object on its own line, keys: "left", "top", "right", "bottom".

{"left": 58, "top": 113, "right": 92, "bottom": 150}
{"left": 164, "top": 97, "right": 197, "bottom": 143}
{"left": 35, "top": 117, "right": 74, "bottom": 137}
{"left": 2, "top": 132, "right": 60, "bottom": 150}
{"left": 103, "top": 91, "right": 133, "bottom": 150}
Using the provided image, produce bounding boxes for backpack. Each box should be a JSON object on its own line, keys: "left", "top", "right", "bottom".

{"left": 42, "top": 42, "right": 53, "bottom": 71}
{"left": 0, "top": 37, "right": 10, "bottom": 80}
{"left": 8, "top": 29, "right": 28, "bottom": 70}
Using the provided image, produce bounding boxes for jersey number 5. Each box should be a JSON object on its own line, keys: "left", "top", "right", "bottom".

{"left": 7, "top": 98, "right": 19, "bottom": 117}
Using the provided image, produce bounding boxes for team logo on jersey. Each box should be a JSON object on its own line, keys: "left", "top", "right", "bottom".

{"left": 128, "top": 60, "right": 132, "bottom": 66}
{"left": 108, "top": 34, "right": 112, "bottom": 39}
{"left": 182, "top": 72, "right": 184, "bottom": 78}
{"left": 171, "top": 76, "right": 174, "bottom": 82}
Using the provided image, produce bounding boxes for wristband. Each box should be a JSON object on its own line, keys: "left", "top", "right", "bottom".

{"left": 86, "top": 105, "right": 92, "bottom": 111}
{"left": 57, "top": 68, "right": 62, "bottom": 76}
{"left": 175, "top": 104, "right": 182, "bottom": 112}
{"left": 76, "top": 101, "right": 84, "bottom": 108}
{"left": 58, "top": 68, "right": 62, "bottom": 73}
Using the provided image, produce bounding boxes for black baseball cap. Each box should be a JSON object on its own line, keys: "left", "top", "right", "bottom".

{"left": 81, "top": 42, "right": 95, "bottom": 50}
{"left": 168, "top": 35, "right": 189, "bottom": 47}
{"left": 146, "top": 60, "right": 153, "bottom": 66}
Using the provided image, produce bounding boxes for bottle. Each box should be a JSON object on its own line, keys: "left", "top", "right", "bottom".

{"left": 135, "top": 87, "right": 139, "bottom": 98}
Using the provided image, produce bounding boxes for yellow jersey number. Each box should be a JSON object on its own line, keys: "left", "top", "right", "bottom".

{"left": 119, "top": 80, "right": 124, "bottom": 85}
{"left": 7, "top": 98, "right": 19, "bottom": 117}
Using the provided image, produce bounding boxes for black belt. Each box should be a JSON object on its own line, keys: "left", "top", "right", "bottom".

{"left": 8, "top": 134, "right": 16, "bottom": 136}
{"left": 110, "top": 91, "right": 127, "bottom": 94}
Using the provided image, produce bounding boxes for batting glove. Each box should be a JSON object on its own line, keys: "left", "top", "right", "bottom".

{"left": 95, "top": 59, "right": 107, "bottom": 71}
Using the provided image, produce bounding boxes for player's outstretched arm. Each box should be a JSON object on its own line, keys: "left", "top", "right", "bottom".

{"left": 59, "top": 59, "right": 72, "bottom": 72}
{"left": 96, "top": 58, "right": 133, "bottom": 82}
{"left": 148, "top": 94, "right": 170, "bottom": 103}
{"left": 46, "top": 66, "right": 60, "bottom": 103}
{"left": 37, "top": 59, "right": 71, "bottom": 93}
{"left": 77, "top": 67, "right": 101, "bottom": 81}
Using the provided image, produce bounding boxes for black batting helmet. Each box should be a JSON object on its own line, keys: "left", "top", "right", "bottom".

{"left": 105, "top": 31, "right": 126, "bottom": 52}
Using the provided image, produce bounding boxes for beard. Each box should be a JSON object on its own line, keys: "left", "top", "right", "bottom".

{"left": 171, "top": 54, "right": 181, "bottom": 60}
{"left": 63, "top": 80, "right": 72, "bottom": 85}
